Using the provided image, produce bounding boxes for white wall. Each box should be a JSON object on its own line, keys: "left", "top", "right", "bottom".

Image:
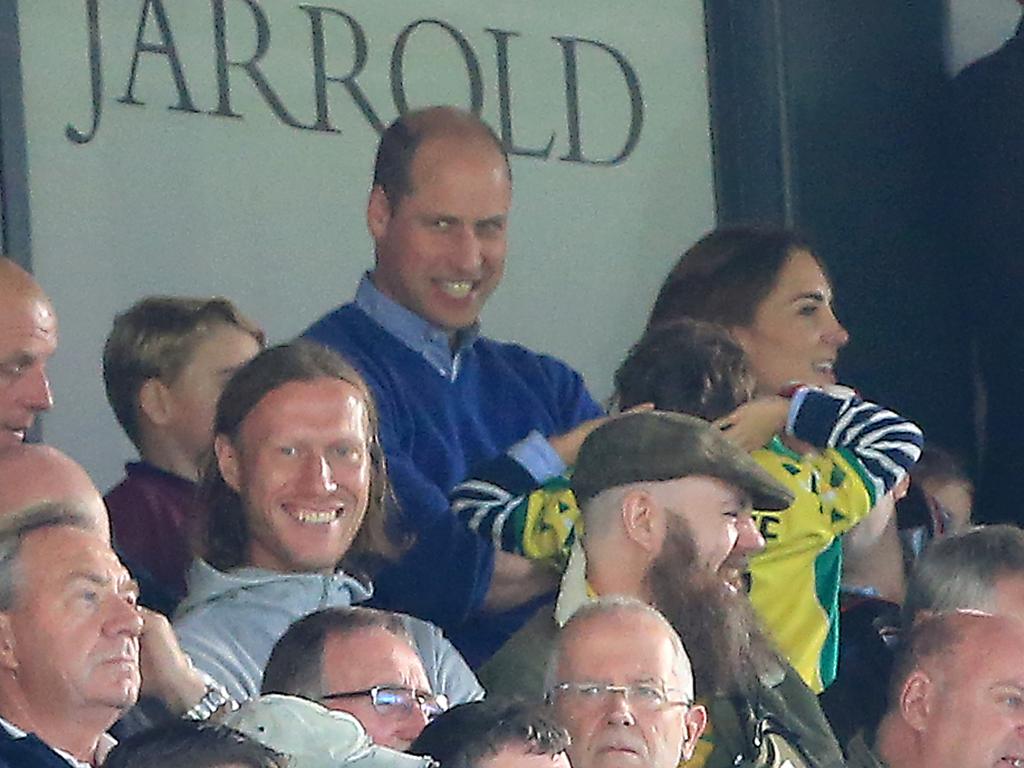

{"left": 16, "top": 1, "right": 715, "bottom": 490}
{"left": 947, "top": 0, "right": 1021, "bottom": 73}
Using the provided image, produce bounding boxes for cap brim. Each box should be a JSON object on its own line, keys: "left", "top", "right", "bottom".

{"left": 750, "top": 482, "right": 795, "bottom": 512}
{"left": 714, "top": 458, "right": 795, "bottom": 513}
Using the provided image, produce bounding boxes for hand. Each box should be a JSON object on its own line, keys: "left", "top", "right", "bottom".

{"left": 138, "top": 607, "right": 207, "bottom": 715}
{"left": 483, "top": 551, "right": 560, "bottom": 612}
{"left": 548, "top": 403, "right": 655, "bottom": 465}
{"left": 713, "top": 396, "right": 790, "bottom": 452}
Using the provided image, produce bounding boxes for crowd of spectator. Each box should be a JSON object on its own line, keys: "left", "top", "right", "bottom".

{"left": 0, "top": 101, "right": 1016, "bottom": 768}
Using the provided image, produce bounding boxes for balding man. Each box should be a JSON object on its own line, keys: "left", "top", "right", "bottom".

{"left": 547, "top": 597, "right": 706, "bottom": 768}
{"left": 0, "top": 258, "right": 56, "bottom": 446}
{"left": 0, "top": 444, "right": 109, "bottom": 537}
{"left": 482, "top": 411, "right": 845, "bottom": 768}
{"left": 0, "top": 504, "right": 141, "bottom": 767}
{"left": 304, "top": 106, "right": 604, "bottom": 663}
{"left": 0, "top": 444, "right": 234, "bottom": 736}
{"left": 852, "top": 611, "right": 1024, "bottom": 768}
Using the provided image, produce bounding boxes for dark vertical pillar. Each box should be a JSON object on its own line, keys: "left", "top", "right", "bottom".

{"left": 0, "top": 0, "right": 31, "bottom": 270}
{"left": 704, "top": 0, "right": 974, "bottom": 466}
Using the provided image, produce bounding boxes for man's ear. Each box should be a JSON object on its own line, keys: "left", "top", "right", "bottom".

{"left": 900, "top": 670, "right": 934, "bottom": 732}
{"left": 0, "top": 613, "right": 18, "bottom": 674}
{"left": 138, "top": 378, "right": 173, "bottom": 428}
{"left": 214, "top": 434, "right": 242, "bottom": 493}
{"left": 621, "top": 489, "right": 661, "bottom": 553}
{"left": 681, "top": 703, "right": 709, "bottom": 761}
{"left": 367, "top": 186, "right": 393, "bottom": 241}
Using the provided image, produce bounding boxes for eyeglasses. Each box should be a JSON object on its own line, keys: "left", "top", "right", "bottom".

{"left": 547, "top": 682, "right": 693, "bottom": 713}
{"left": 320, "top": 686, "right": 449, "bottom": 719}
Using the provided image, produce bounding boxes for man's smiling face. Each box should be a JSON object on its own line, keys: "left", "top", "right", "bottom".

{"left": 368, "top": 134, "right": 511, "bottom": 335}
{"left": 215, "top": 377, "right": 371, "bottom": 575}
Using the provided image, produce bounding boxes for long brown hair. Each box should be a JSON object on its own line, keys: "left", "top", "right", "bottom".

{"left": 647, "top": 226, "right": 817, "bottom": 330}
{"left": 199, "top": 341, "right": 403, "bottom": 575}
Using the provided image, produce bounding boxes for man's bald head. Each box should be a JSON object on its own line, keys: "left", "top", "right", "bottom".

{"left": 0, "top": 258, "right": 42, "bottom": 294}
{"left": 0, "top": 258, "right": 56, "bottom": 445}
{"left": 372, "top": 105, "right": 510, "bottom": 207}
{"left": 879, "top": 612, "right": 1024, "bottom": 768}
{"left": 0, "top": 444, "right": 109, "bottom": 540}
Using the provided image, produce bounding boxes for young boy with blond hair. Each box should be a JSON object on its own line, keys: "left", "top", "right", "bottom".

{"left": 103, "top": 296, "right": 264, "bottom": 602}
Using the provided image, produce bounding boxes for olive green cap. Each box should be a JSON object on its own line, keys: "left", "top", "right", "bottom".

{"left": 571, "top": 411, "right": 794, "bottom": 511}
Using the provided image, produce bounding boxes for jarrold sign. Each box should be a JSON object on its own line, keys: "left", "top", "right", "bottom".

{"left": 7, "top": 0, "right": 713, "bottom": 492}
{"left": 67, "top": 0, "right": 644, "bottom": 165}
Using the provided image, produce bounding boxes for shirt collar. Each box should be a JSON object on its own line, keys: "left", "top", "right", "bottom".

{"left": 554, "top": 542, "right": 593, "bottom": 627}
{"left": 0, "top": 716, "right": 109, "bottom": 768}
{"left": 354, "top": 274, "right": 479, "bottom": 381}
{"left": 125, "top": 461, "right": 197, "bottom": 489}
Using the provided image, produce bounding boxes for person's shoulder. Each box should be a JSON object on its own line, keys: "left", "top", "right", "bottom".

{"left": 0, "top": 730, "right": 70, "bottom": 768}
{"left": 474, "top": 336, "right": 585, "bottom": 380}
{"left": 303, "top": 301, "right": 366, "bottom": 341}
{"left": 952, "top": 31, "right": 1024, "bottom": 101}
{"left": 104, "top": 464, "right": 194, "bottom": 512}
{"left": 477, "top": 603, "right": 557, "bottom": 699}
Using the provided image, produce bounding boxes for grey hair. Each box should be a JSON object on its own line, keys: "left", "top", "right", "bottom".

{"left": 903, "top": 525, "right": 1024, "bottom": 626}
{"left": 0, "top": 502, "right": 95, "bottom": 610}
{"left": 545, "top": 596, "right": 694, "bottom": 698}
{"left": 261, "top": 606, "right": 414, "bottom": 699}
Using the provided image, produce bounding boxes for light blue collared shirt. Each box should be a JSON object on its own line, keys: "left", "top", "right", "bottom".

{"left": 354, "top": 274, "right": 478, "bottom": 382}
{"left": 354, "top": 274, "right": 567, "bottom": 482}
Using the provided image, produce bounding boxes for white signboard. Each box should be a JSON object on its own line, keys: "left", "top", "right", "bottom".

{"left": 8, "top": 0, "right": 714, "bottom": 489}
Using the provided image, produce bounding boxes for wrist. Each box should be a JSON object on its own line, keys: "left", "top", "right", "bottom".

{"left": 161, "top": 669, "right": 210, "bottom": 717}
{"left": 182, "top": 674, "right": 239, "bottom": 721}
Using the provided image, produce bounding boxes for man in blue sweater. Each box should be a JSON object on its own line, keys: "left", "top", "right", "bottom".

{"left": 304, "top": 106, "right": 604, "bottom": 665}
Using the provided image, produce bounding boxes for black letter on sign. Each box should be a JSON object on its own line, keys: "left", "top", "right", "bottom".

{"left": 66, "top": 0, "right": 103, "bottom": 144}
{"left": 485, "top": 28, "right": 554, "bottom": 160}
{"left": 118, "top": 0, "right": 199, "bottom": 113}
{"left": 391, "top": 19, "right": 483, "bottom": 116}
{"left": 300, "top": 5, "right": 383, "bottom": 134}
{"left": 210, "top": 0, "right": 309, "bottom": 128}
{"left": 552, "top": 36, "right": 643, "bottom": 165}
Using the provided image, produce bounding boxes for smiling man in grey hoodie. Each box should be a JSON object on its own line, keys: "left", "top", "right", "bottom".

{"left": 172, "top": 341, "right": 483, "bottom": 708}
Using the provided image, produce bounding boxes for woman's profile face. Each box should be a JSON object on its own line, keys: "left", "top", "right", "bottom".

{"left": 730, "top": 249, "right": 849, "bottom": 395}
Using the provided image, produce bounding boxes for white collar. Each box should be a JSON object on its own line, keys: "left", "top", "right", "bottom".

{"left": 554, "top": 541, "right": 592, "bottom": 626}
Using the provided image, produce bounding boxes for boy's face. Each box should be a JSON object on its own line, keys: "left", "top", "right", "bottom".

{"left": 161, "top": 324, "right": 261, "bottom": 477}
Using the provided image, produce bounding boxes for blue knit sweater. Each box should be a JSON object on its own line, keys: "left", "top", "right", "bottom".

{"left": 304, "top": 299, "right": 602, "bottom": 664}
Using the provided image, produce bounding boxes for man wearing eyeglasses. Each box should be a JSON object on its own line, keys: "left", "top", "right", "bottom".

{"left": 547, "top": 597, "right": 706, "bottom": 768}
{"left": 262, "top": 607, "right": 452, "bottom": 750}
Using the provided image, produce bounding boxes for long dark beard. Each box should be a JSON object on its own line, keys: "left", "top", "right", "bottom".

{"left": 646, "top": 518, "right": 780, "bottom": 699}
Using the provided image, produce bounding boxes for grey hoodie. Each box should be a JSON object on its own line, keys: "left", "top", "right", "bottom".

{"left": 173, "top": 559, "right": 484, "bottom": 705}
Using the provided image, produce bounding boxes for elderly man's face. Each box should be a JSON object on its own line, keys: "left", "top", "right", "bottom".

{"left": 0, "top": 526, "right": 142, "bottom": 721}
{"left": 317, "top": 627, "right": 438, "bottom": 750}
{"left": 368, "top": 135, "right": 511, "bottom": 333}
{"left": 0, "top": 288, "right": 56, "bottom": 446}
{"left": 911, "top": 621, "right": 1024, "bottom": 768}
{"left": 551, "top": 611, "right": 704, "bottom": 768}
{"left": 216, "top": 378, "right": 371, "bottom": 574}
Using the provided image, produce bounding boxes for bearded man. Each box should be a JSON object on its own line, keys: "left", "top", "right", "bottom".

{"left": 480, "top": 411, "right": 846, "bottom": 768}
